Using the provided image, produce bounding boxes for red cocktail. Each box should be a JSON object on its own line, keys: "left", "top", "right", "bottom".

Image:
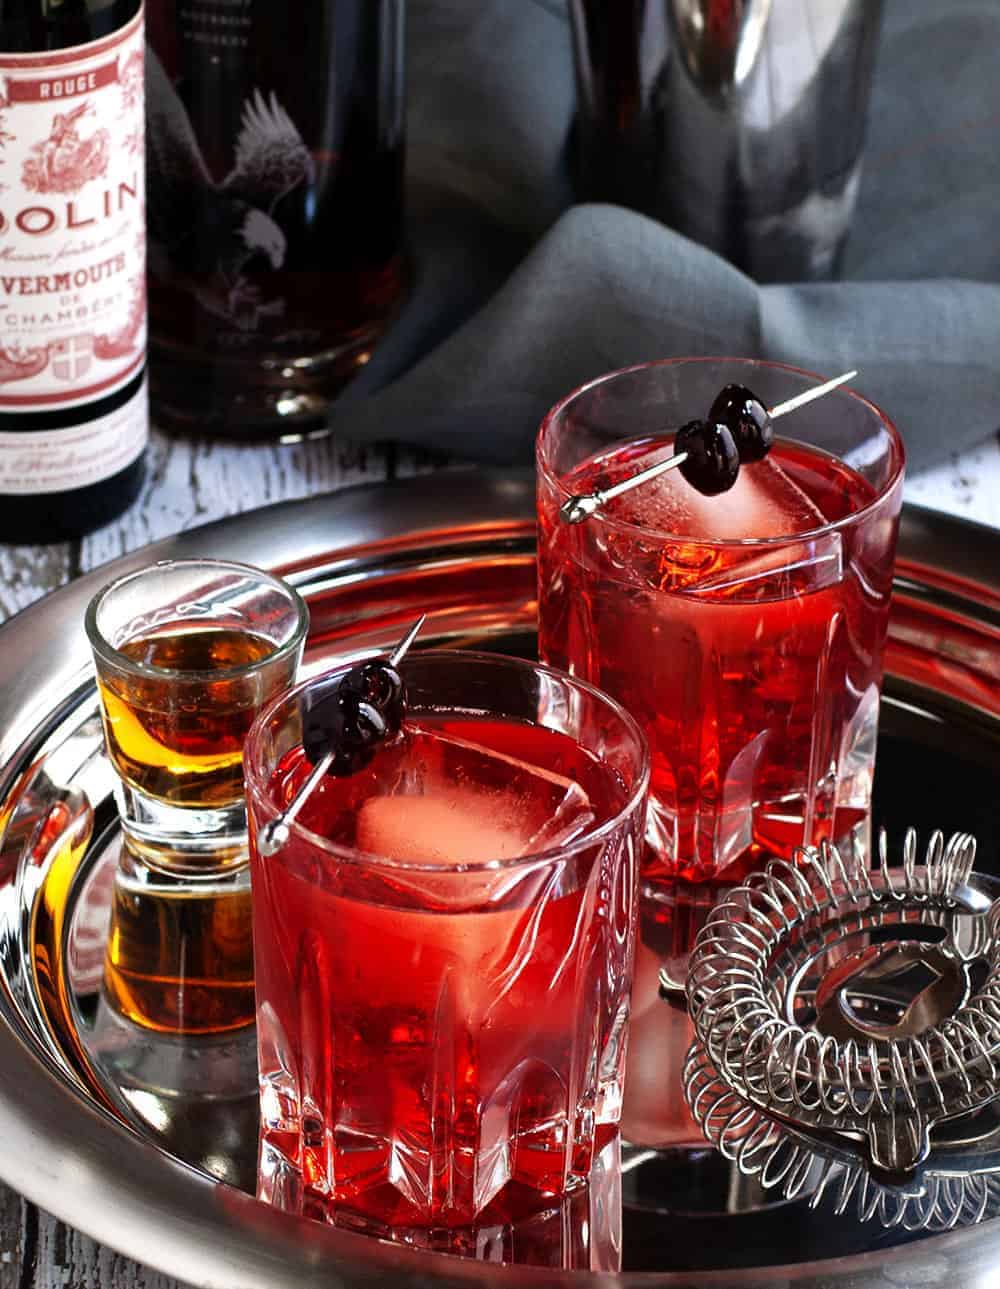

{"left": 537, "top": 359, "right": 904, "bottom": 886}
{"left": 245, "top": 652, "right": 648, "bottom": 1256}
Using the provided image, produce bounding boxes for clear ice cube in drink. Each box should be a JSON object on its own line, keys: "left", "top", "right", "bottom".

{"left": 612, "top": 448, "right": 828, "bottom": 541}
{"left": 356, "top": 723, "right": 596, "bottom": 864}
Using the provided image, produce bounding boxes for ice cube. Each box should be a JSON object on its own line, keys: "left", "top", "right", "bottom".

{"left": 355, "top": 725, "right": 596, "bottom": 866}
{"left": 357, "top": 791, "right": 530, "bottom": 865}
{"left": 352, "top": 728, "right": 598, "bottom": 980}
{"left": 607, "top": 444, "right": 695, "bottom": 535}
{"left": 737, "top": 457, "right": 829, "bottom": 537}
{"left": 612, "top": 454, "right": 827, "bottom": 542}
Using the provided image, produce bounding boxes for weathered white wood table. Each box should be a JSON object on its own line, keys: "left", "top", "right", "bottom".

{"left": 0, "top": 426, "right": 998, "bottom": 1288}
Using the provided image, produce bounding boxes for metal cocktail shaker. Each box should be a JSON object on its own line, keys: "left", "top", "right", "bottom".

{"left": 569, "top": 0, "right": 883, "bottom": 281}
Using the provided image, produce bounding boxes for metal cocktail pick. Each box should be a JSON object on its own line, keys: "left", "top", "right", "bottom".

{"left": 559, "top": 369, "right": 859, "bottom": 525}
{"left": 255, "top": 614, "right": 426, "bottom": 857}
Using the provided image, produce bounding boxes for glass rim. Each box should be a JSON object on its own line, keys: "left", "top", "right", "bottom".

{"left": 244, "top": 649, "right": 651, "bottom": 875}
{"left": 84, "top": 557, "right": 310, "bottom": 683}
{"left": 536, "top": 356, "right": 906, "bottom": 549}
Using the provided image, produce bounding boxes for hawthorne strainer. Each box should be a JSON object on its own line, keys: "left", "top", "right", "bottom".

{"left": 685, "top": 830, "right": 1000, "bottom": 1181}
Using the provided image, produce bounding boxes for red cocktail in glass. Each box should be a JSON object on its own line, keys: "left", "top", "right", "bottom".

{"left": 245, "top": 652, "right": 648, "bottom": 1259}
{"left": 537, "top": 359, "right": 904, "bottom": 887}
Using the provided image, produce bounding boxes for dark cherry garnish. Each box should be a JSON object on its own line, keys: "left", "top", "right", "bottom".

{"left": 338, "top": 659, "right": 405, "bottom": 735}
{"left": 256, "top": 619, "right": 425, "bottom": 856}
{"left": 301, "top": 659, "right": 406, "bottom": 775}
{"left": 710, "top": 383, "right": 773, "bottom": 462}
{"left": 675, "top": 419, "right": 740, "bottom": 495}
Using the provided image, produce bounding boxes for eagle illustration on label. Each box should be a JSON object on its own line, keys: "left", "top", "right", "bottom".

{"left": 145, "top": 48, "right": 315, "bottom": 332}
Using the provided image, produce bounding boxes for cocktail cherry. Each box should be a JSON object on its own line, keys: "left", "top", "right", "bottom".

{"left": 302, "top": 657, "right": 406, "bottom": 776}
{"left": 709, "top": 384, "right": 773, "bottom": 462}
{"left": 255, "top": 616, "right": 425, "bottom": 856}
{"left": 670, "top": 383, "right": 772, "bottom": 496}
{"left": 673, "top": 419, "right": 740, "bottom": 496}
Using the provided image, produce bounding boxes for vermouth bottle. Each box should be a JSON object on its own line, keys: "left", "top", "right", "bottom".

{"left": 0, "top": 0, "right": 148, "bottom": 543}
{"left": 145, "top": 1, "right": 407, "bottom": 436}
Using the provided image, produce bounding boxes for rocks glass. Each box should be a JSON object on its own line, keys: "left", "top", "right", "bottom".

{"left": 245, "top": 651, "right": 649, "bottom": 1254}
{"left": 537, "top": 358, "right": 905, "bottom": 889}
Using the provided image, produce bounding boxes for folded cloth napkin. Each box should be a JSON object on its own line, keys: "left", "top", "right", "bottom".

{"left": 331, "top": 0, "right": 1000, "bottom": 473}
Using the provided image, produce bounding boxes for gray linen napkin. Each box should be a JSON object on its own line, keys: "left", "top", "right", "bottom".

{"left": 332, "top": 0, "right": 1000, "bottom": 472}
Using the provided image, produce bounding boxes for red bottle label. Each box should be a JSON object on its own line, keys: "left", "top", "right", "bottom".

{"left": 0, "top": 9, "right": 146, "bottom": 412}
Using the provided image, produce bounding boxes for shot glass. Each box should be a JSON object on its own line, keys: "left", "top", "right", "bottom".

{"left": 86, "top": 560, "right": 308, "bottom": 1036}
{"left": 245, "top": 651, "right": 649, "bottom": 1244}
{"left": 537, "top": 359, "right": 904, "bottom": 889}
{"left": 86, "top": 559, "right": 309, "bottom": 876}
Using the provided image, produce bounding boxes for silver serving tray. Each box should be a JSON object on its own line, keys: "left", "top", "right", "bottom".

{"left": 1, "top": 468, "right": 999, "bottom": 1288}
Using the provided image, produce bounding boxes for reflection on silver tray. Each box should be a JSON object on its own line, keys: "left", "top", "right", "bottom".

{"left": 1, "top": 469, "right": 999, "bottom": 1287}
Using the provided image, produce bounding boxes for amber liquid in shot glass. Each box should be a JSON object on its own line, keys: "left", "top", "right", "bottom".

{"left": 99, "top": 625, "right": 276, "bottom": 810}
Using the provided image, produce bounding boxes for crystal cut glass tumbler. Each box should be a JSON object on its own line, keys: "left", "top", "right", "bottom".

{"left": 537, "top": 358, "right": 904, "bottom": 888}
{"left": 245, "top": 652, "right": 649, "bottom": 1236}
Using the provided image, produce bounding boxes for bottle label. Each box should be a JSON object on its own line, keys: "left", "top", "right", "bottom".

{"left": 0, "top": 377, "right": 147, "bottom": 494}
{"left": 0, "top": 9, "right": 146, "bottom": 411}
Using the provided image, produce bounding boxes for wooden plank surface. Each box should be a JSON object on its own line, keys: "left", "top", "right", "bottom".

{"left": 904, "top": 435, "right": 1000, "bottom": 529}
{"left": 0, "top": 425, "right": 998, "bottom": 1289}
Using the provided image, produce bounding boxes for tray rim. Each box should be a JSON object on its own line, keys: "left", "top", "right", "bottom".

{"left": 1, "top": 468, "right": 1000, "bottom": 1289}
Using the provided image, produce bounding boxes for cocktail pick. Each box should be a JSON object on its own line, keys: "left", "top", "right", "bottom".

{"left": 559, "top": 369, "right": 859, "bottom": 525}
{"left": 256, "top": 614, "right": 425, "bottom": 857}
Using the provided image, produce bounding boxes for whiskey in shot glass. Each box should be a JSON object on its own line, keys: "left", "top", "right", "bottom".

{"left": 86, "top": 558, "right": 308, "bottom": 873}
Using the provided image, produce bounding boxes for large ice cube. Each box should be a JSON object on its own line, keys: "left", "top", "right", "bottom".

{"left": 355, "top": 724, "right": 596, "bottom": 866}
{"left": 357, "top": 792, "right": 528, "bottom": 864}
{"left": 612, "top": 453, "right": 827, "bottom": 542}
{"left": 349, "top": 726, "right": 598, "bottom": 983}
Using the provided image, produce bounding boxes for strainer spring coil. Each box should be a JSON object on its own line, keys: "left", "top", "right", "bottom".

{"left": 686, "top": 830, "right": 998, "bottom": 1175}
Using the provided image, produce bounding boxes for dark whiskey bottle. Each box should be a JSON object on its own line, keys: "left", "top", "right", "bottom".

{"left": 145, "top": 1, "right": 407, "bottom": 437}
{"left": 0, "top": 0, "right": 148, "bottom": 543}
